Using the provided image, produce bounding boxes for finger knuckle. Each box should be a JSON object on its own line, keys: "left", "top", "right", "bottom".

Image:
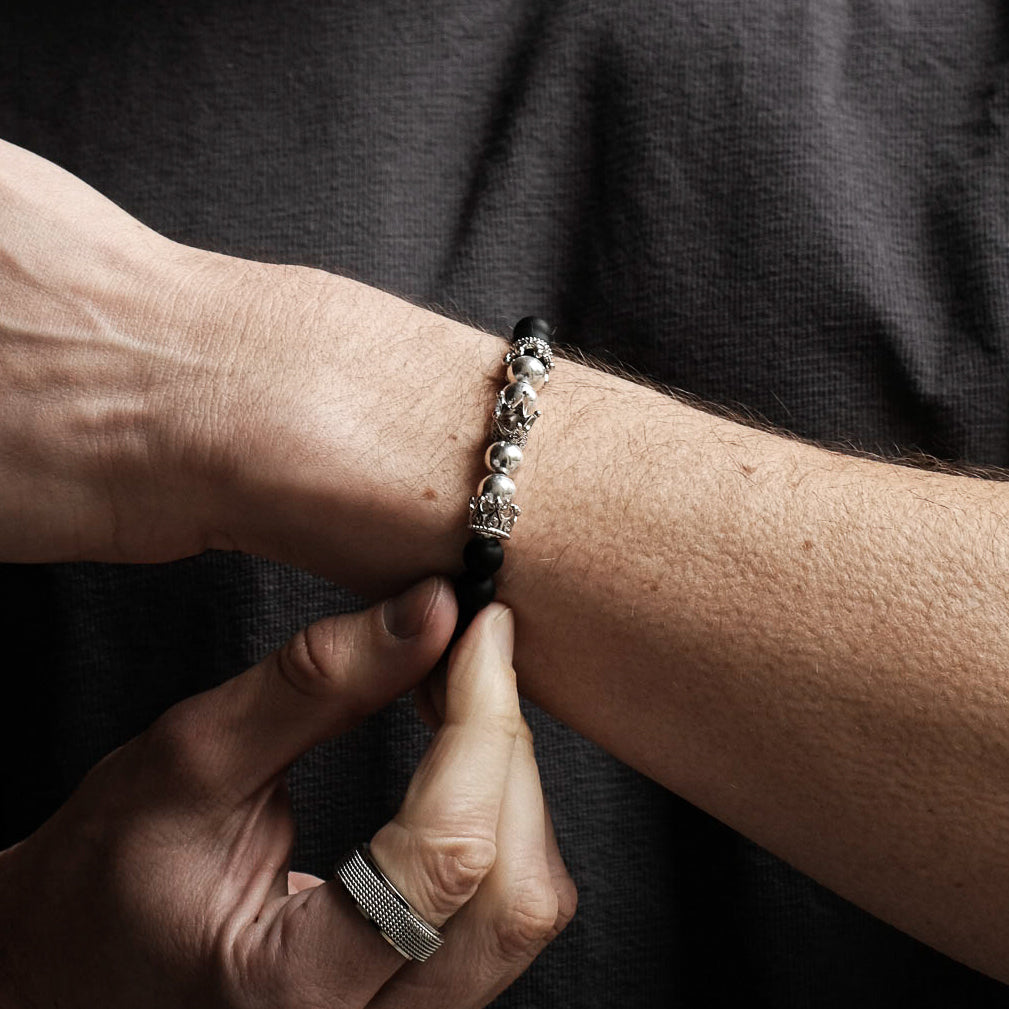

{"left": 515, "top": 717, "right": 535, "bottom": 746}
{"left": 228, "top": 895, "right": 355, "bottom": 1009}
{"left": 421, "top": 832, "right": 497, "bottom": 910}
{"left": 142, "top": 700, "right": 218, "bottom": 789}
{"left": 493, "top": 878, "right": 560, "bottom": 958}
{"left": 274, "top": 620, "right": 352, "bottom": 701}
{"left": 484, "top": 708, "right": 523, "bottom": 738}
{"left": 553, "top": 874, "right": 579, "bottom": 933}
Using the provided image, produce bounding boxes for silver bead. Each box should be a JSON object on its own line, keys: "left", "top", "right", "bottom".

{"left": 504, "top": 336, "right": 554, "bottom": 373}
{"left": 478, "top": 472, "right": 517, "bottom": 501}
{"left": 506, "top": 355, "right": 547, "bottom": 391}
{"left": 485, "top": 441, "right": 523, "bottom": 475}
{"left": 499, "top": 380, "right": 537, "bottom": 412}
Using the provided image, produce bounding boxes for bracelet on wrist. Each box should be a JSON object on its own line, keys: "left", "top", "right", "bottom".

{"left": 453, "top": 316, "right": 554, "bottom": 634}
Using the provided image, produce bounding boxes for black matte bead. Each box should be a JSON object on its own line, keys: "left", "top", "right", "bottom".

{"left": 512, "top": 316, "right": 551, "bottom": 342}
{"left": 463, "top": 535, "right": 505, "bottom": 577}
{"left": 452, "top": 571, "right": 496, "bottom": 643}
{"left": 454, "top": 571, "right": 496, "bottom": 614}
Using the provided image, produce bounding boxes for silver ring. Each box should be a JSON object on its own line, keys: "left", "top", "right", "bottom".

{"left": 336, "top": 842, "right": 445, "bottom": 962}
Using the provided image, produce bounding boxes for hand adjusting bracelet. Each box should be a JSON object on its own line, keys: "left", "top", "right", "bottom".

{"left": 335, "top": 317, "right": 554, "bottom": 962}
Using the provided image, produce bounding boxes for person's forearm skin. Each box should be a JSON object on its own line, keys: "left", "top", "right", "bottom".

{"left": 179, "top": 251, "right": 1009, "bottom": 983}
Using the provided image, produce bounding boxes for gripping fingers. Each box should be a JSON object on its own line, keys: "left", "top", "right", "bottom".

{"left": 239, "top": 605, "right": 522, "bottom": 1007}
{"left": 145, "top": 576, "right": 454, "bottom": 805}
{"left": 370, "top": 715, "right": 577, "bottom": 1008}
{"left": 368, "top": 603, "right": 522, "bottom": 926}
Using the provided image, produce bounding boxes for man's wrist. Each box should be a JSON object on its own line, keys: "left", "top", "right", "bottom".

{"left": 177, "top": 253, "right": 499, "bottom": 590}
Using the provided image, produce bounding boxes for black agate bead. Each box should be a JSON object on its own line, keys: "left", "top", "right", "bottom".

{"left": 454, "top": 571, "right": 496, "bottom": 628}
{"left": 462, "top": 535, "right": 505, "bottom": 577}
{"left": 512, "top": 316, "right": 551, "bottom": 343}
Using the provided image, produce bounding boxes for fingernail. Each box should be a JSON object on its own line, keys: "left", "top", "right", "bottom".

{"left": 383, "top": 577, "right": 444, "bottom": 639}
{"left": 490, "top": 605, "right": 514, "bottom": 661}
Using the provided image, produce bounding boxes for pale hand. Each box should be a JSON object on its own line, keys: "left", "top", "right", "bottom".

{"left": 0, "top": 584, "right": 576, "bottom": 1008}
{"left": 0, "top": 137, "right": 485, "bottom": 585}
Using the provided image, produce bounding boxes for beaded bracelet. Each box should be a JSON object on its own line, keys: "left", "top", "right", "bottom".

{"left": 454, "top": 316, "right": 554, "bottom": 632}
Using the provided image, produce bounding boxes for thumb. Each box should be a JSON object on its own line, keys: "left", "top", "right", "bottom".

{"left": 165, "top": 576, "right": 455, "bottom": 798}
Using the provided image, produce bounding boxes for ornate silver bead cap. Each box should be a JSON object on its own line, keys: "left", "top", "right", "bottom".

{"left": 493, "top": 381, "right": 540, "bottom": 446}
{"left": 499, "top": 380, "right": 537, "bottom": 414}
{"left": 493, "top": 415, "right": 537, "bottom": 447}
{"left": 468, "top": 492, "right": 521, "bottom": 539}
{"left": 504, "top": 336, "right": 554, "bottom": 380}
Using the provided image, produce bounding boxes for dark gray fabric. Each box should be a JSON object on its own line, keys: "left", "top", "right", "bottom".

{"left": 4, "top": 1, "right": 1009, "bottom": 1004}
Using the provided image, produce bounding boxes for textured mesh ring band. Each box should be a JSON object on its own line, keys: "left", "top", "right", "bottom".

{"left": 336, "top": 843, "right": 445, "bottom": 961}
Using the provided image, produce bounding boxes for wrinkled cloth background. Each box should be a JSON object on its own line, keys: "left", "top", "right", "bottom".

{"left": 3, "top": 2, "right": 1009, "bottom": 1005}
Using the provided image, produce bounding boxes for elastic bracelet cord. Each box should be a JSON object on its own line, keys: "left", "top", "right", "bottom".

{"left": 454, "top": 316, "right": 554, "bottom": 636}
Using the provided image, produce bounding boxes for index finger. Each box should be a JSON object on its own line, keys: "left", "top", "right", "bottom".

{"left": 231, "top": 605, "right": 520, "bottom": 1007}
{"left": 369, "top": 602, "right": 521, "bottom": 925}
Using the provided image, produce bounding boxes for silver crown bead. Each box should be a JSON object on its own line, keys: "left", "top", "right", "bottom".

{"left": 506, "top": 355, "right": 547, "bottom": 391}
{"left": 485, "top": 441, "right": 523, "bottom": 475}
{"left": 478, "top": 472, "right": 517, "bottom": 501}
{"left": 493, "top": 415, "right": 536, "bottom": 446}
{"left": 499, "top": 380, "right": 537, "bottom": 413}
{"left": 493, "top": 380, "right": 541, "bottom": 446}
{"left": 468, "top": 492, "right": 521, "bottom": 539}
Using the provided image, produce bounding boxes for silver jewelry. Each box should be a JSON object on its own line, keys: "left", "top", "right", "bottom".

{"left": 506, "top": 354, "right": 548, "bottom": 391}
{"left": 504, "top": 336, "right": 553, "bottom": 378}
{"left": 467, "top": 320, "right": 553, "bottom": 539}
{"left": 485, "top": 440, "right": 523, "bottom": 475}
{"left": 469, "top": 490, "right": 522, "bottom": 540}
{"left": 492, "top": 380, "right": 541, "bottom": 445}
{"left": 456, "top": 318, "right": 553, "bottom": 626}
{"left": 478, "top": 472, "right": 517, "bottom": 501}
{"left": 336, "top": 843, "right": 444, "bottom": 962}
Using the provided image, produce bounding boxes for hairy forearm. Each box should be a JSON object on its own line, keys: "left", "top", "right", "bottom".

{"left": 189, "top": 255, "right": 1009, "bottom": 981}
